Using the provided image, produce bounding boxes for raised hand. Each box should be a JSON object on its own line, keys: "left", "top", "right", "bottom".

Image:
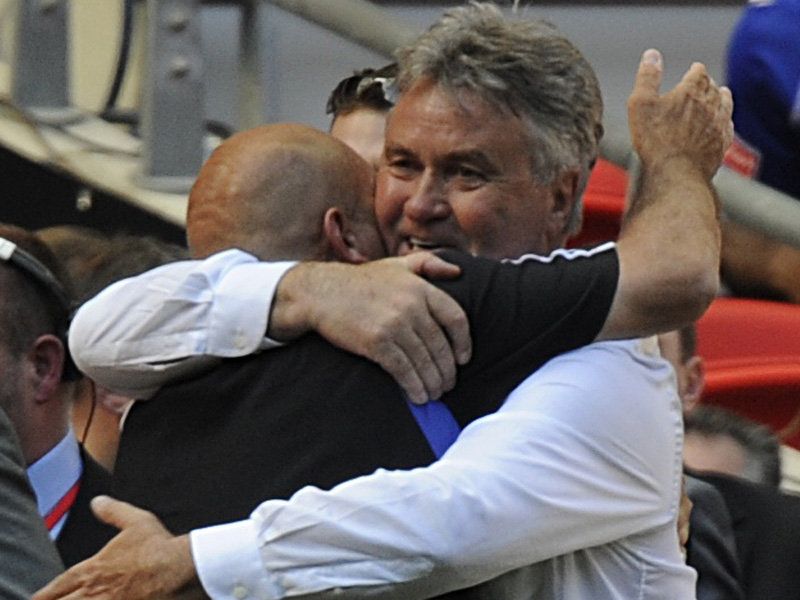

{"left": 628, "top": 49, "right": 734, "bottom": 181}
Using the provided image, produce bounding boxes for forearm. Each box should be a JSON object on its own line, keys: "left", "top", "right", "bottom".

{"left": 192, "top": 343, "right": 675, "bottom": 598}
{"left": 612, "top": 156, "right": 720, "bottom": 336}
{"left": 597, "top": 53, "right": 731, "bottom": 341}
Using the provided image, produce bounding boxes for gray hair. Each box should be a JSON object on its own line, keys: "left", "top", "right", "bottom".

{"left": 396, "top": 2, "right": 603, "bottom": 234}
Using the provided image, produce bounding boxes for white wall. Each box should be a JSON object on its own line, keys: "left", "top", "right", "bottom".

{"left": 0, "top": 1, "right": 745, "bottom": 149}
{"left": 227, "top": 2, "right": 744, "bottom": 137}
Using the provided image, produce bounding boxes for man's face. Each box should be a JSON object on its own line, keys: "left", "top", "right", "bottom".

{"left": 331, "top": 109, "right": 388, "bottom": 170}
{"left": 375, "top": 78, "right": 570, "bottom": 260}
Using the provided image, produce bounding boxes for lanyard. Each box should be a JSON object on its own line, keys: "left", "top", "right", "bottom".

{"left": 44, "top": 479, "right": 81, "bottom": 531}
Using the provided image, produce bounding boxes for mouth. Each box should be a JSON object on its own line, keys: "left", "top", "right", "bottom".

{"left": 398, "top": 237, "right": 450, "bottom": 255}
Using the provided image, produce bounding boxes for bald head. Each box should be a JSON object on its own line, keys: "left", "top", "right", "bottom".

{"left": 187, "top": 123, "right": 380, "bottom": 261}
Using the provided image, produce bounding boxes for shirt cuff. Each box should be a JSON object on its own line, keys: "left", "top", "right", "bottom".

{"left": 208, "top": 261, "right": 297, "bottom": 357}
{"left": 191, "top": 519, "right": 281, "bottom": 600}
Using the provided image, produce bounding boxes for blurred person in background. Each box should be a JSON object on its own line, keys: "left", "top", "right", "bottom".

{"left": 0, "top": 224, "right": 114, "bottom": 567}
{"left": 685, "top": 405, "right": 782, "bottom": 488}
{"left": 0, "top": 402, "right": 63, "bottom": 597}
{"left": 327, "top": 63, "right": 397, "bottom": 169}
{"left": 39, "top": 226, "right": 188, "bottom": 471}
{"left": 720, "top": 0, "right": 800, "bottom": 303}
{"left": 660, "top": 323, "right": 800, "bottom": 600}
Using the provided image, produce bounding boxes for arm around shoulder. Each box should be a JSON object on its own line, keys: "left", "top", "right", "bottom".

{"left": 69, "top": 250, "right": 293, "bottom": 397}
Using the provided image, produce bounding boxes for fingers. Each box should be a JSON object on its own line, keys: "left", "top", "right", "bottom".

{"left": 399, "top": 254, "right": 471, "bottom": 367}
{"left": 404, "top": 252, "right": 462, "bottom": 280}
{"left": 425, "top": 286, "right": 471, "bottom": 367}
{"left": 33, "top": 575, "right": 80, "bottom": 600}
{"left": 367, "top": 286, "right": 467, "bottom": 403}
{"left": 302, "top": 258, "right": 469, "bottom": 403}
{"left": 91, "top": 495, "right": 156, "bottom": 531}
{"left": 632, "top": 48, "right": 664, "bottom": 97}
{"left": 389, "top": 301, "right": 459, "bottom": 403}
{"left": 398, "top": 284, "right": 471, "bottom": 403}
{"left": 719, "top": 86, "right": 735, "bottom": 152}
{"left": 678, "top": 62, "right": 713, "bottom": 100}
{"left": 33, "top": 556, "right": 110, "bottom": 600}
{"left": 377, "top": 343, "right": 428, "bottom": 404}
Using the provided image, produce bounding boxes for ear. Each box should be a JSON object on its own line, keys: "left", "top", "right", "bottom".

{"left": 28, "top": 334, "right": 65, "bottom": 404}
{"left": 546, "top": 168, "right": 581, "bottom": 243}
{"left": 681, "top": 355, "right": 705, "bottom": 413}
{"left": 322, "top": 207, "right": 371, "bottom": 264}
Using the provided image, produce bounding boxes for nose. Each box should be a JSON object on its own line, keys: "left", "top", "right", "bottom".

{"left": 403, "top": 171, "right": 451, "bottom": 223}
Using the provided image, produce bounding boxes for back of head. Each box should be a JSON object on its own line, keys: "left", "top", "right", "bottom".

{"left": 37, "top": 225, "right": 112, "bottom": 293}
{"left": 187, "top": 123, "right": 374, "bottom": 261}
{"left": 396, "top": 2, "right": 603, "bottom": 232}
{"left": 0, "top": 223, "right": 71, "bottom": 359}
{"left": 685, "top": 405, "right": 782, "bottom": 488}
{"left": 71, "top": 234, "right": 187, "bottom": 305}
{"left": 326, "top": 63, "right": 398, "bottom": 121}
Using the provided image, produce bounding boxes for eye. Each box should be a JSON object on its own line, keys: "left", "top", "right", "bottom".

{"left": 386, "top": 155, "right": 419, "bottom": 179}
{"left": 457, "top": 166, "right": 485, "bottom": 179}
{"left": 448, "top": 164, "right": 487, "bottom": 189}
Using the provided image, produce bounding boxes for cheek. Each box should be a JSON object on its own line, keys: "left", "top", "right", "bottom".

{"left": 374, "top": 174, "right": 405, "bottom": 229}
{"left": 450, "top": 194, "right": 501, "bottom": 240}
{"left": 374, "top": 176, "right": 403, "bottom": 253}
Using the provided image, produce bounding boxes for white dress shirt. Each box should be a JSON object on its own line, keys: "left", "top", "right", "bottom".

{"left": 27, "top": 431, "right": 82, "bottom": 539}
{"left": 69, "top": 250, "right": 295, "bottom": 399}
{"left": 69, "top": 250, "right": 695, "bottom": 598}
{"left": 188, "top": 338, "right": 694, "bottom": 599}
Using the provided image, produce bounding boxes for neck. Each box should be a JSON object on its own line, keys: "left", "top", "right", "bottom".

{"left": 21, "top": 417, "right": 70, "bottom": 466}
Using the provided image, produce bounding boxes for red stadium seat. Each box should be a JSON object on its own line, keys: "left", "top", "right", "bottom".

{"left": 697, "top": 297, "right": 800, "bottom": 362}
{"left": 568, "top": 158, "right": 627, "bottom": 248}
{"left": 702, "top": 357, "right": 800, "bottom": 449}
{"left": 697, "top": 298, "right": 800, "bottom": 448}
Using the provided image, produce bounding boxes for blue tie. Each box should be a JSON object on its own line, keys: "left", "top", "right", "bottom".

{"left": 406, "top": 400, "right": 462, "bottom": 459}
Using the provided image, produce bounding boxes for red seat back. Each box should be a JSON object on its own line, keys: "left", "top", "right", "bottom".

{"left": 702, "top": 357, "right": 800, "bottom": 449}
{"left": 568, "top": 159, "right": 627, "bottom": 248}
{"left": 697, "top": 298, "right": 800, "bottom": 448}
{"left": 697, "top": 298, "right": 800, "bottom": 361}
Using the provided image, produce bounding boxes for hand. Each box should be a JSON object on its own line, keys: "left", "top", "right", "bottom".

{"left": 33, "top": 496, "right": 203, "bottom": 600}
{"left": 269, "top": 253, "right": 471, "bottom": 404}
{"left": 628, "top": 49, "right": 734, "bottom": 181}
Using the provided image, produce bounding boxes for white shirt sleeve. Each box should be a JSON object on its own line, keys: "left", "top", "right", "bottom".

{"left": 68, "top": 249, "right": 296, "bottom": 399}
{"left": 190, "top": 339, "right": 683, "bottom": 599}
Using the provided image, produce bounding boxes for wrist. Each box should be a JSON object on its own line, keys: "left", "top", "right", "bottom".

{"left": 172, "top": 534, "right": 203, "bottom": 593}
{"left": 641, "top": 154, "right": 708, "bottom": 182}
{"left": 267, "top": 262, "right": 321, "bottom": 340}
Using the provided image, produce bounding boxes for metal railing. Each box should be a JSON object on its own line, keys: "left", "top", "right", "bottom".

{"left": 5, "top": 0, "right": 800, "bottom": 245}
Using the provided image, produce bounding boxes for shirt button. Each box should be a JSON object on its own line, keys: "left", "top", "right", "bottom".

{"left": 233, "top": 585, "right": 249, "bottom": 599}
{"left": 234, "top": 330, "right": 247, "bottom": 350}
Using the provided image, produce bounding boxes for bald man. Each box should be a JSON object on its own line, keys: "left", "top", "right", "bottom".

{"left": 187, "top": 124, "right": 385, "bottom": 263}
{"left": 110, "top": 123, "right": 624, "bottom": 536}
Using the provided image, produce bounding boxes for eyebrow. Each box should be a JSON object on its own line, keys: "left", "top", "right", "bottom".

{"left": 383, "top": 142, "right": 413, "bottom": 157}
{"left": 444, "top": 150, "right": 499, "bottom": 176}
{"left": 384, "top": 144, "right": 496, "bottom": 169}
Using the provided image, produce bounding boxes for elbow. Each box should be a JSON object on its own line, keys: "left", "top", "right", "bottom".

{"left": 677, "top": 262, "right": 719, "bottom": 322}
